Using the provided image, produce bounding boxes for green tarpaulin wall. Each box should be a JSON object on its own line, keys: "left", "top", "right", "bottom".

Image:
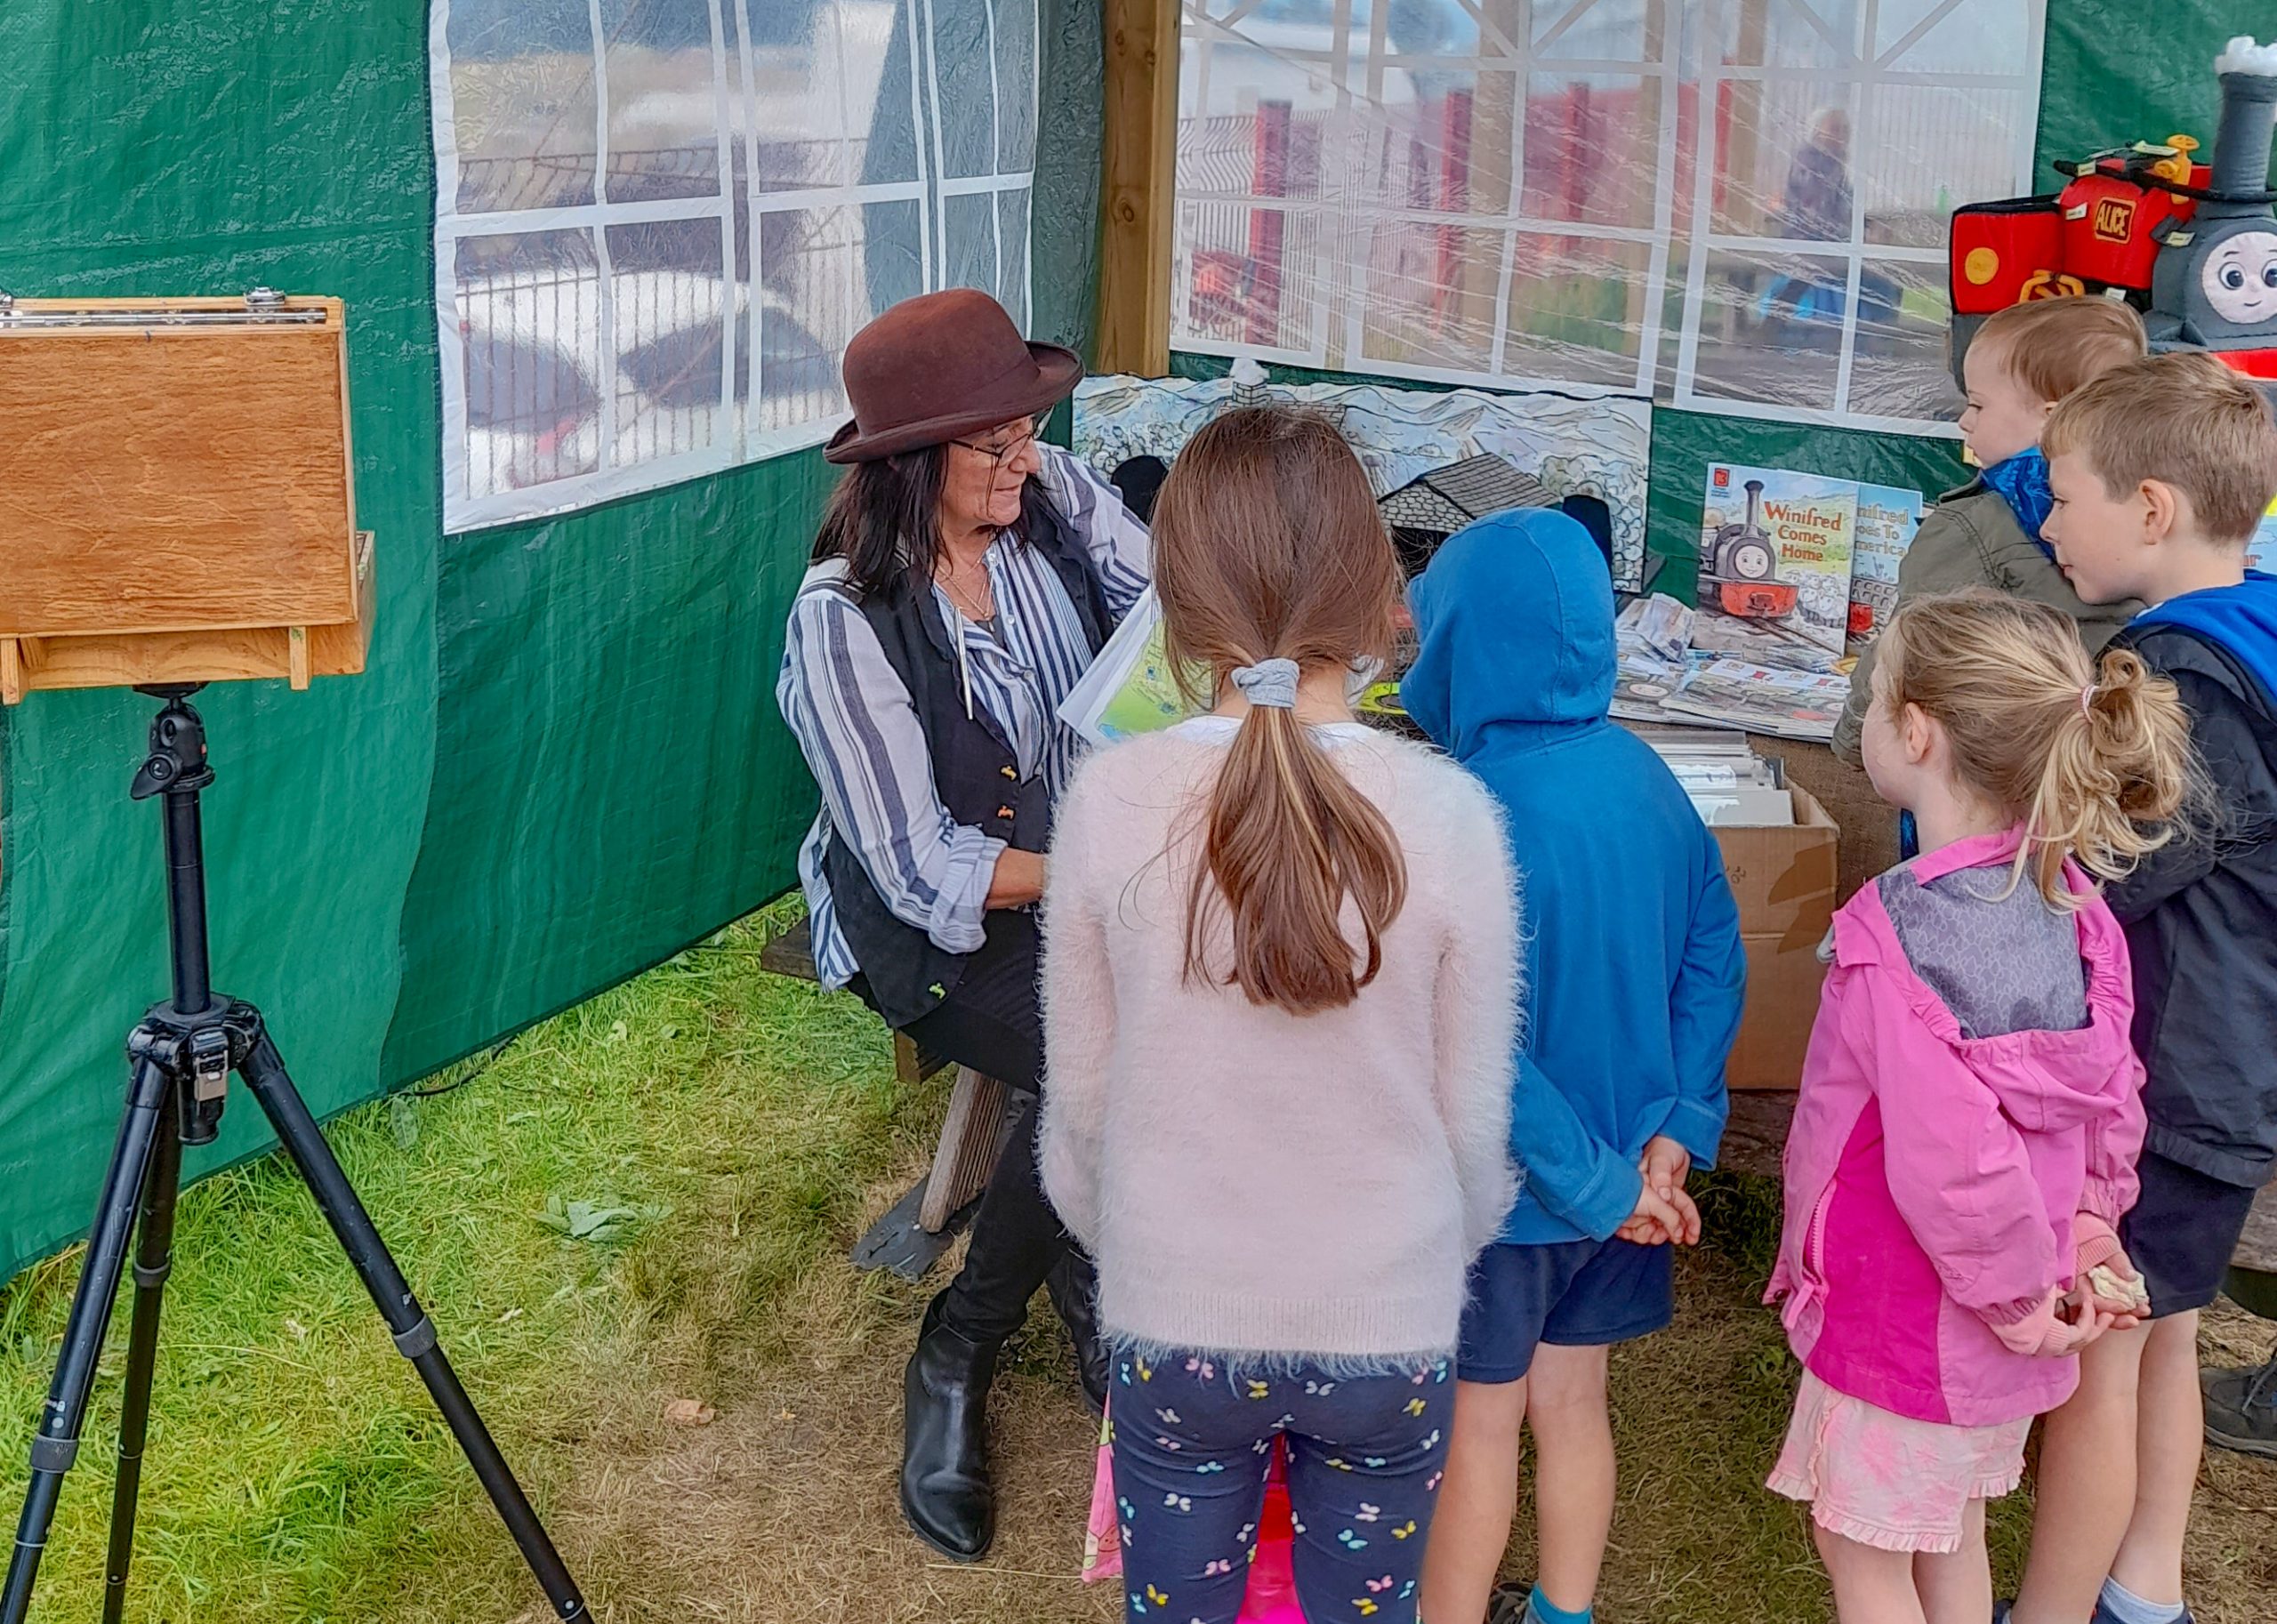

{"left": 0, "top": 1, "right": 2258, "bottom": 1281}
{"left": 0, "top": 0, "right": 1102, "bottom": 1282}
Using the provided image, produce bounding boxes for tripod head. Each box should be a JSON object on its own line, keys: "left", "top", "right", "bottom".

{"left": 130, "top": 686, "right": 214, "bottom": 801}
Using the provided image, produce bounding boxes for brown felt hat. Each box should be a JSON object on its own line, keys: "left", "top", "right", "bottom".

{"left": 825, "top": 288, "right": 1083, "bottom": 463}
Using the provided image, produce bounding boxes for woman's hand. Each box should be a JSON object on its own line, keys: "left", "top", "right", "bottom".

{"left": 986, "top": 848, "right": 1047, "bottom": 909}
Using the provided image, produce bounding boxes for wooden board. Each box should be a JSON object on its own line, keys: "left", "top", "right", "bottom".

{"left": 1095, "top": 0, "right": 1180, "bottom": 374}
{"left": 920, "top": 1068, "right": 1012, "bottom": 1233}
{"left": 0, "top": 531, "right": 373, "bottom": 703}
{"left": 0, "top": 297, "right": 358, "bottom": 639}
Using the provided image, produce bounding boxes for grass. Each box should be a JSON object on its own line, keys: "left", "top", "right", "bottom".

{"left": 0, "top": 902, "right": 2272, "bottom": 1622}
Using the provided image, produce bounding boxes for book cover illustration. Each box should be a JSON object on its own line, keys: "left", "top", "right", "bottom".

{"left": 1058, "top": 589, "right": 1210, "bottom": 745}
{"left": 2249, "top": 498, "right": 2277, "bottom": 572}
{"left": 1848, "top": 484, "right": 1926, "bottom": 655}
{"left": 1692, "top": 464, "right": 1857, "bottom": 670}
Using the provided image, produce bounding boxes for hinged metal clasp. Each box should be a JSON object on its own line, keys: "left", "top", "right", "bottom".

{"left": 189, "top": 1026, "right": 230, "bottom": 1102}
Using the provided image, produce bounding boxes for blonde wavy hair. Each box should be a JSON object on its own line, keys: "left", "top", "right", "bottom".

{"left": 1875, "top": 591, "right": 2197, "bottom": 907}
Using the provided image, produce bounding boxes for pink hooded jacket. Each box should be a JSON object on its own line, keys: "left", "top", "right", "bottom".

{"left": 1766, "top": 831, "right": 2146, "bottom": 1427}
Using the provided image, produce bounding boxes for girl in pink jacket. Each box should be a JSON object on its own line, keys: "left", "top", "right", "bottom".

{"left": 1766, "top": 592, "right": 2193, "bottom": 1623}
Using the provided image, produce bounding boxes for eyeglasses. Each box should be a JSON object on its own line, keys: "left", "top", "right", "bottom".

{"left": 950, "top": 417, "right": 1042, "bottom": 470}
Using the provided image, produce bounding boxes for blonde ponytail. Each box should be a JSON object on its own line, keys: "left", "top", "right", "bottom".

{"left": 1148, "top": 406, "right": 1408, "bottom": 1014}
{"left": 1881, "top": 592, "right": 2196, "bottom": 908}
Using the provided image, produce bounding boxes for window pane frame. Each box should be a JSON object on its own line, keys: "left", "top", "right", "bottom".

{"left": 431, "top": 0, "right": 1039, "bottom": 533}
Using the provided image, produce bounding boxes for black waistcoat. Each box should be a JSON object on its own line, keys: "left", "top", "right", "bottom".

{"left": 822, "top": 490, "right": 1114, "bottom": 1029}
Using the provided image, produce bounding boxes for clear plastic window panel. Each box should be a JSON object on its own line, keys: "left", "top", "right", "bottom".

{"left": 432, "top": 0, "right": 1038, "bottom": 531}
{"left": 1173, "top": 0, "right": 2044, "bottom": 432}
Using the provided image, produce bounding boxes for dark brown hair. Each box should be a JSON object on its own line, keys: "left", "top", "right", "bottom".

{"left": 2042, "top": 350, "right": 2277, "bottom": 543}
{"left": 1877, "top": 591, "right": 2195, "bottom": 907}
{"left": 1970, "top": 296, "right": 2146, "bottom": 403}
{"left": 1151, "top": 406, "right": 1407, "bottom": 1015}
{"left": 811, "top": 440, "right": 1055, "bottom": 598}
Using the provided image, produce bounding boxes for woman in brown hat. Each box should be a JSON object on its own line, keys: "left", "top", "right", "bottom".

{"left": 776, "top": 289, "right": 1149, "bottom": 1561}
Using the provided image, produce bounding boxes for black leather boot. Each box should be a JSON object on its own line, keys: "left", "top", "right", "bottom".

{"left": 1045, "top": 1248, "right": 1112, "bottom": 1415}
{"left": 901, "top": 1291, "right": 999, "bottom": 1561}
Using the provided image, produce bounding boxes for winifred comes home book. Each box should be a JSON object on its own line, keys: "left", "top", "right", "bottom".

{"left": 1692, "top": 464, "right": 1857, "bottom": 670}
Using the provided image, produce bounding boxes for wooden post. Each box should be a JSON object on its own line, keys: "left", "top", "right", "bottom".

{"left": 920, "top": 1068, "right": 1012, "bottom": 1233}
{"left": 1243, "top": 100, "right": 1292, "bottom": 348}
{"left": 1097, "top": 0, "right": 1182, "bottom": 375}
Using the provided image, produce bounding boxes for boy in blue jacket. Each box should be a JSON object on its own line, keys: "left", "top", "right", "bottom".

{"left": 1404, "top": 510, "right": 1747, "bottom": 1624}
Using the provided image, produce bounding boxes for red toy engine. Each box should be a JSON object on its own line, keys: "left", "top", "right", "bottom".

{"left": 1951, "top": 140, "right": 2208, "bottom": 321}
{"left": 1951, "top": 40, "right": 2277, "bottom": 384}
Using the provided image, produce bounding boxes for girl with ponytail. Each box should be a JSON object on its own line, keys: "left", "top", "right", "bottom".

{"left": 1037, "top": 406, "right": 1521, "bottom": 1624}
{"left": 1766, "top": 590, "right": 2193, "bottom": 1623}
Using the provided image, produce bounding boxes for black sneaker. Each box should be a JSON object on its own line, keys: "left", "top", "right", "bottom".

{"left": 2202, "top": 1356, "right": 2277, "bottom": 1459}
{"left": 1484, "top": 1586, "right": 1534, "bottom": 1624}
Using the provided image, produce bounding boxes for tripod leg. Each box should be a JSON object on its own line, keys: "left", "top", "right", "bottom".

{"left": 101, "top": 1085, "right": 184, "bottom": 1624}
{"left": 235, "top": 1034, "right": 587, "bottom": 1621}
{"left": 3, "top": 1057, "right": 172, "bottom": 1624}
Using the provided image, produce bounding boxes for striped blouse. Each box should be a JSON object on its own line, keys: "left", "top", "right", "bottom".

{"left": 776, "top": 445, "right": 1151, "bottom": 992}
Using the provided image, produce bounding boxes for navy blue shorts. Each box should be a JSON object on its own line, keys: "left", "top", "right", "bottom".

{"left": 2120, "top": 1149, "right": 2261, "bottom": 1318}
{"left": 1455, "top": 1239, "right": 1674, "bottom": 1385}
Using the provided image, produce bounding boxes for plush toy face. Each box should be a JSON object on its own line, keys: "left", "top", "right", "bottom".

{"left": 2203, "top": 231, "right": 2277, "bottom": 326}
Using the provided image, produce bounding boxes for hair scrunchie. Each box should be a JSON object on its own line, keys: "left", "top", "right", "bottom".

{"left": 1230, "top": 658, "right": 1300, "bottom": 711}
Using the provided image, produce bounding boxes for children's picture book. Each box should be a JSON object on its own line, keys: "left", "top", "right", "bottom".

{"left": 1611, "top": 656, "right": 1690, "bottom": 726}
{"left": 1692, "top": 465, "right": 1857, "bottom": 671}
{"left": 1847, "top": 484, "right": 1926, "bottom": 655}
{"left": 2249, "top": 498, "right": 2277, "bottom": 573}
{"left": 1661, "top": 658, "right": 1850, "bottom": 742}
{"left": 1058, "top": 589, "right": 1211, "bottom": 745}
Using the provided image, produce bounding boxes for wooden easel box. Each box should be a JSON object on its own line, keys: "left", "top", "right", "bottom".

{"left": 0, "top": 295, "right": 372, "bottom": 703}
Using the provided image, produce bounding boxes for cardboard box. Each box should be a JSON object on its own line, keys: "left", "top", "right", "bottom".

{"left": 1712, "top": 785, "right": 1838, "bottom": 1090}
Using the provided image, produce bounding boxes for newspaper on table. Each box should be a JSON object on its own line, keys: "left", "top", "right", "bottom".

{"left": 1661, "top": 658, "right": 1850, "bottom": 742}
{"left": 1057, "top": 588, "right": 1210, "bottom": 746}
{"left": 1848, "top": 484, "right": 1926, "bottom": 656}
{"left": 1610, "top": 594, "right": 1696, "bottom": 726}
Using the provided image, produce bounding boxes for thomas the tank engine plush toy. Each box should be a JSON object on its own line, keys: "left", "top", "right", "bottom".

{"left": 1951, "top": 36, "right": 2277, "bottom": 382}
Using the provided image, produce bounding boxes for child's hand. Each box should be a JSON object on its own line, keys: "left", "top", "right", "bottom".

{"left": 1989, "top": 1287, "right": 2115, "bottom": 1358}
{"left": 2072, "top": 1212, "right": 2149, "bottom": 1325}
{"left": 1639, "top": 1135, "right": 1693, "bottom": 1203}
{"left": 1613, "top": 1181, "right": 1699, "bottom": 1247}
{"left": 1617, "top": 1137, "right": 1701, "bottom": 1246}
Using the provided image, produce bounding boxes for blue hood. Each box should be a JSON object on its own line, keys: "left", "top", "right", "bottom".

{"left": 1404, "top": 508, "right": 1615, "bottom": 760}
{"left": 2135, "top": 570, "right": 2277, "bottom": 709}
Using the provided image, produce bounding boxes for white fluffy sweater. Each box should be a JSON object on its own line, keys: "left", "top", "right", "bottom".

{"left": 1037, "top": 719, "right": 1521, "bottom": 1368}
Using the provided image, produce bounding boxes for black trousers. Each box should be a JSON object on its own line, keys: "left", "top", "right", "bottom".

{"left": 858, "top": 911, "right": 1090, "bottom": 1345}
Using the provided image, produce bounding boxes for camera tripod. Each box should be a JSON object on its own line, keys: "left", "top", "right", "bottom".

{"left": 2, "top": 687, "right": 586, "bottom": 1623}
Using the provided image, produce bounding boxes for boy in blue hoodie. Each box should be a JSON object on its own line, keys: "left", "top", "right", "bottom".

{"left": 1404, "top": 510, "right": 1747, "bottom": 1624}
{"left": 2012, "top": 355, "right": 2277, "bottom": 1624}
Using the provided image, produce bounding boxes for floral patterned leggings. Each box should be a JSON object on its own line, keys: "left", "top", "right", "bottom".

{"left": 1108, "top": 1351, "right": 1453, "bottom": 1624}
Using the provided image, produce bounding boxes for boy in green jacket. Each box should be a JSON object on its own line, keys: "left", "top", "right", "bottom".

{"left": 1834, "top": 296, "right": 2147, "bottom": 762}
